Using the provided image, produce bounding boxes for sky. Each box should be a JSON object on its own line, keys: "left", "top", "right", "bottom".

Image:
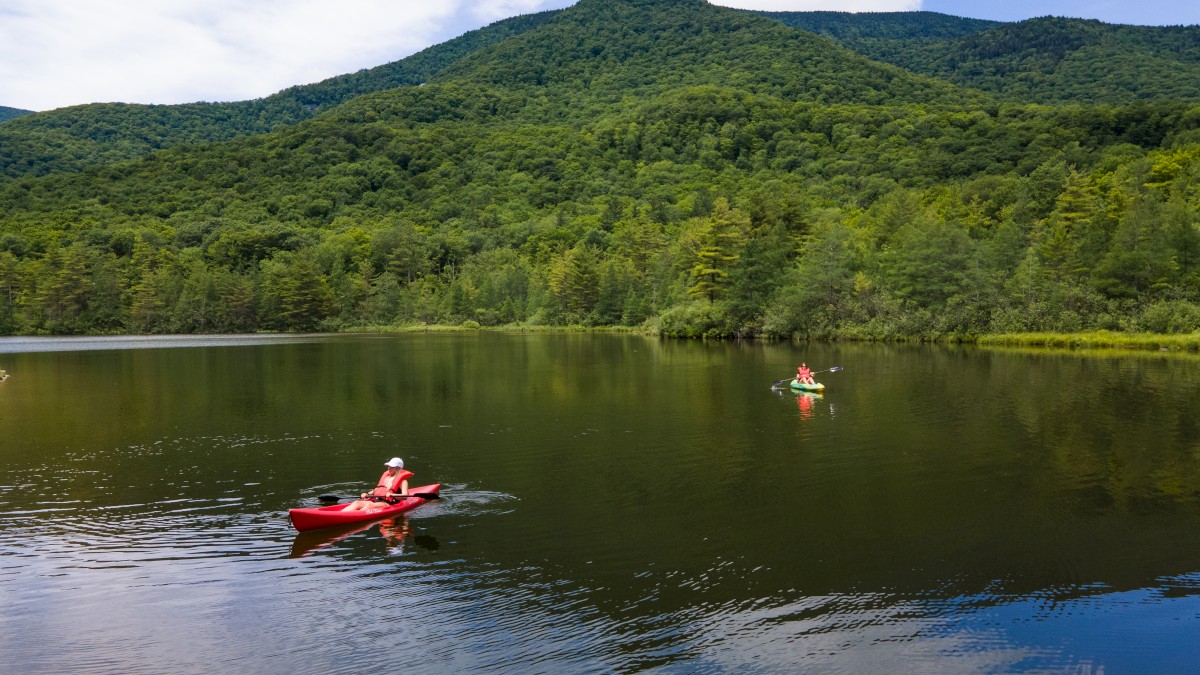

{"left": 2, "top": 0, "right": 1198, "bottom": 112}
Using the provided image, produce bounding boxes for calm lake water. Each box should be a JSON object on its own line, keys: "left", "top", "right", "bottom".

{"left": 2, "top": 333, "right": 1199, "bottom": 673}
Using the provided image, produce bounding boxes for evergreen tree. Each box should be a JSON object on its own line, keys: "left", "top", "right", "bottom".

{"left": 259, "top": 251, "right": 335, "bottom": 330}
{"left": 688, "top": 198, "right": 748, "bottom": 302}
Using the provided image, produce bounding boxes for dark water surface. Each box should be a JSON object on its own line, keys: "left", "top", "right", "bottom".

{"left": 2, "top": 333, "right": 1199, "bottom": 673}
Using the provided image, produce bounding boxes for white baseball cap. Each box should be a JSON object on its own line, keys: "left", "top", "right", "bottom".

{"left": 384, "top": 457, "right": 404, "bottom": 468}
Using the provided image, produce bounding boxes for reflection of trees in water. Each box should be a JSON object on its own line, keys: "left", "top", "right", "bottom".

{"left": 966, "top": 349, "right": 1200, "bottom": 510}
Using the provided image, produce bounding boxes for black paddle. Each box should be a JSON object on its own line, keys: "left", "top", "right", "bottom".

{"left": 771, "top": 365, "right": 843, "bottom": 388}
{"left": 318, "top": 491, "right": 440, "bottom": 503}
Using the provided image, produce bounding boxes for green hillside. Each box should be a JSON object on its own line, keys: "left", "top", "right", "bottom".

{"left": 1, "top": 0, "right": 1199, "bottom": 341}
{"left": 0, "top": 106, "right": 33, "bottom": 122}
{"left": 762, "top": 12, "right": 1200, "bottom": 104}
{"left": 0, "top": 9, "right": 557, "bottom": 180}
{"left": 431, "top": 0, "right": 982, "bottom": 112}
{"left": 8, "top": 7, "right": 1200, "bottom": 183}
{"left": 751, "top": 10, "right": 1000, "bottom": 41}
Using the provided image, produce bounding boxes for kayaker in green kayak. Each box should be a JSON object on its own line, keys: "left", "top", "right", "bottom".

{"left": 796, "top": 363, "right": 815, "bottom": 385}
{"left": 343, "top": 457, "right": 412, "bottom": 512}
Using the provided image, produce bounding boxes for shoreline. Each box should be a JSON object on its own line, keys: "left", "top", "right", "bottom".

{"left": 2, "top": 327, "right": 1197, "bottom": 354}
{"left": 341, "top": 325, "right": 1200, "bottom": 352}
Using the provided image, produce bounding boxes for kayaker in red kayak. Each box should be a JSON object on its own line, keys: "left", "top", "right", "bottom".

{"left": 796, "top": 363, "right": 815, "bottom": 385}
{"left": 343, "top": 457, "right": 411, "bottom": 512}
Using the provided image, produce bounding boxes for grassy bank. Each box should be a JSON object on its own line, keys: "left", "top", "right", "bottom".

{"left": 976, "top": 331, "right": 1200, "bottom": 351}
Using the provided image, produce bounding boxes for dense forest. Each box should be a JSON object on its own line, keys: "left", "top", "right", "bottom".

{"left": 1, "top": 0, "right": 1198, "bottom": 340}
{"left": 759, "top": 12, "right": 1200, "bottom": 105}
{"left": 0, "top": 106, "right": 32, "bottom": 123}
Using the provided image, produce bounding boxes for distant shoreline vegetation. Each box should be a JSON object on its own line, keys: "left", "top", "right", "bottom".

{"left": 5, "top": 323, "right": 1196, "bottom": 353}
{"left": 341, "top": 324, "right": 1200, "bottom": 352}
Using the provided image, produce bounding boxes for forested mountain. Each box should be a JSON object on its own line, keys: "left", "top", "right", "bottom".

{"left": 431, "top": 0, "right": 980, "bottom": 112}
{"left": 1, "top": 0, "right": 1199, "bottom": 340}
{"left": 761, "top": 12, "right": 1200, "bottom": 104}
{"left": 751, "top": 10, "right": 999, "bottom": 41}
{"left": 0, "top": 106, "right": 32, "bottom": 122}
{"left": 0, "top": 9, "right": 557, "bottom": 180}
{"left": 7, "top": 6, "right": 1200, "bottom": 183}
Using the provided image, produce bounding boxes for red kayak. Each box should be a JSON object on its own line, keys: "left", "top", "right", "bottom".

{"left": 289, "top": 484, "right": 441, "bottom": 532}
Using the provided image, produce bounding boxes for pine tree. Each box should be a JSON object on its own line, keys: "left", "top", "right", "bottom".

{"left": 688, "top": 198, "right": 748, "bottom": 302}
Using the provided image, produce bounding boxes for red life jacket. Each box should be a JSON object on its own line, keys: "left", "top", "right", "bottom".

{"left": 372, "top": 469, "right": 414, "bottom": 497}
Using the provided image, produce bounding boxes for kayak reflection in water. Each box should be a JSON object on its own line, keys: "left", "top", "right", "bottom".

{"left": 797, "top": 391, "right": 827, "bottom": 420}
{"left": 797, "top": 392, "right": 814, "bottom": 419}
{"left": 343, "top": 457, "right": 411, "bottom": 512}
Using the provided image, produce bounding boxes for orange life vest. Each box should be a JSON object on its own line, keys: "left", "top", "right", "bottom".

{"left": 372, "top": 469, "right": 414, "bottom": 497}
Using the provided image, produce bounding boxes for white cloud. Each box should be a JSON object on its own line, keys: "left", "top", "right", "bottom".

{"left": 0, "top": 0, "right": 465, "bottom": 111}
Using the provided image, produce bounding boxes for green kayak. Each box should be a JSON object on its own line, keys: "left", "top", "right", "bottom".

{"left": 789, "top": 379, "right": 825, "bottom": 392}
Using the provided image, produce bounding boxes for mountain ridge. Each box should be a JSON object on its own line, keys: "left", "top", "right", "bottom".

{"left": 759, "top": 11, "right": 1200, "bottom": 104}
{"left": 6, "top": 4, "right": 1200, "bottom": 182}
{"left": 426, "top": 0, "right": 985, "bottom": 113}
{"left": 0, "top": 106, "right": 33, "bottom": 122}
